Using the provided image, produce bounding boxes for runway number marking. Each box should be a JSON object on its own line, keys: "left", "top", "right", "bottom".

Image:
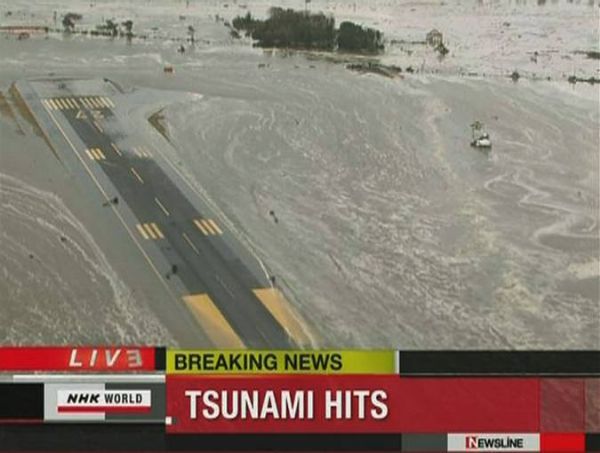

{"left": 85, "top": 148, "right": 106, "bottom": 161}
{"left": 137, "top": 223, "right": 164, "bottom": 240}
{"left": 194, "top": 219, "right": 223, "bottom": 236}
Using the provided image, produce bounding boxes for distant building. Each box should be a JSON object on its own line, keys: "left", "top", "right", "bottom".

{"left": 426, "top": 28, "right": 443, "bottom": 47}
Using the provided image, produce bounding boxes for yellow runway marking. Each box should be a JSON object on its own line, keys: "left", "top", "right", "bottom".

{"left": 183, "top": 294, "right": 245, "bottom": 348}
{"left": 92, "top": 97, "right": 104, "bottom": 109}
{"left": 48, "top": 99, "right": 60, "bottom": 110}
{"left": 145, "top": 224, "right": 157, "bottom": 239}
{"left": 111, "top": 143, "right": 122, "bottom": 156}
{"left": 98, "top": 97, "right": 113, "bottom": 108}
{"left": 136, "top": 223, "right": 163, "bottom": 240}
{"left": 136, "top": 224, "right": 149, "bottom": 240}
{"left": 130, "top": 167, "right": 144, "bottom": 184}
{"left": 95, "top": 97, "right": 108, "bottom": 108}
{"left": 42, "top": 99, "right": 52, "bottom": 110}
{"left": 56, "top": 99, "right": 67, "bottom": 110}
{"left": 206, "top": 219, "right": 223, "bottom": 235}
{"left": 193, "top": 219, "right": 209, "bottom": 235}
{"left": 194, "top": 219, "right": 222, "bottom": 236}
{"left": 253, "top": 288, "right": 312, "bottom": 347}
{"left": 154, "top": 197, "right": 170, "bottom": 216}
{"left": 182, "top": 232, "right": 200, "bottom": 255}
{"left": 70, "top": 98, "right": 80, "bottom": 108}
{"left": 86, "top": 148, "right": 105, "bottom": 160}
{"left": 150, "top": 222, "right": 164, "bottom": 239}
{"left": 65, "top": 98, "right": 76, "bottom": 109}
{"left": 202, "top": 219, "right": 216, "bottom": 235}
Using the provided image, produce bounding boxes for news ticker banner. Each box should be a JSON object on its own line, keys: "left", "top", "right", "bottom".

{"left": 1, "top": 348, "right": 600, "bottom": 375}
{"left": 0, "top": 348, "right": 598, "bottom": 451}
{"left": 0, "top": 377, "right": 599, "bottom": 451}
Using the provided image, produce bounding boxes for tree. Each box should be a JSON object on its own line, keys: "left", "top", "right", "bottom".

{"left": 62, "top": 14, "right": 75, "bottom": 32}
{"left": 337, "top": 21, "right": 383, "bottom": 53}
{"left": 105, "top": 19, "right": 119, "bottom": 37}
{"left": 122, "top": 20, "right": 133, "bottom": 36}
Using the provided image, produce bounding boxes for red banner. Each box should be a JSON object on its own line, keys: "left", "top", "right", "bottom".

{"left": 0, "top": 347, "right": 156, "bottom": 371}
{"left": 166, "top": 375, "right": 540, "bottom": 433}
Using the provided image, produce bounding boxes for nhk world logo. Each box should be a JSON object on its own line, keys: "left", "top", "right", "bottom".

{"left": 57, "top": 389, "right": 151, "bottom": 413}
{"left": 448, "top": 433, "right": 540, "bottom": 452}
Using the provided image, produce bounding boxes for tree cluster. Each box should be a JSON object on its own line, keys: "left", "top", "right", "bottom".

{"left": 232, "top": 8, "right": 383, "bottom": 53}
{"left": 337, "top": 21, "right": 383, "bottom": 53}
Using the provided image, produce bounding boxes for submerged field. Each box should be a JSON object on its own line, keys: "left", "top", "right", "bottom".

{"left": 0, "top": 0, "right": 598, "bottom": 347}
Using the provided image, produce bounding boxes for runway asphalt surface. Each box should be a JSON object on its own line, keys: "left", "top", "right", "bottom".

{"left": 17, "top": 78, "right": 310, "bottom": 349}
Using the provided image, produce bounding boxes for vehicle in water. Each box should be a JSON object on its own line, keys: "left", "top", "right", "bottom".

{"left": 470, "top": 121, "right": 492, "bottom": 149}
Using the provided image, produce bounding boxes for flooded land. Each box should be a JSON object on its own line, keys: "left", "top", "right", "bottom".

{"left": 0, "top": 0, "right": 598, "bottom": 347}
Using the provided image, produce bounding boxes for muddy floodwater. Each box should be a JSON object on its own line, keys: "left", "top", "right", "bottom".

{"left": 0, "top": 0, "right": 598, "bottom": 347}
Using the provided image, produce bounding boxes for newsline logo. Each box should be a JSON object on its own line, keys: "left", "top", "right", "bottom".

{"left": 56, "top": 389, "right": 151, "bottom": 414}
{"left": 448, "top": 433, "right": 540, "bottom": 452}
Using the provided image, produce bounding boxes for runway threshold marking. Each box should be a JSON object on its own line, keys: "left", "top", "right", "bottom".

{"left": 182, "top": 232, "right": 200, "bottom": 255}
{"left": 110, "top": 143, "right": 122, "bottom": 156}
{"left": 183, "top": 293, "right": 245, "bottom": 349}
{"left": 154, "top": 197, "right": 170, "bottom": 216}
{"left": 130, "top": 167, "right": 144, "bottom": 184}
{"left": 104, "top": 97, "right": 115, "bottom": 108}
{"left": 253, "top": 288, "right": 312, "bottom": 347}
{"left": 194, "top": 219, "right": 222, "bottom": 236}
{"left": 136, "top": 223, "right": 164, "bottom": 240}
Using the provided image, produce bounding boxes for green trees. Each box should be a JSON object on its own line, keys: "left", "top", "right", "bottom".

{"left": 251, "top": 8, "right": 335, "bottom": 50}
{"left": 232, "top": 8, "right": 383, "bottom": 53}
{"left": 337, "top": 21, "right": 383, "bottom": 53}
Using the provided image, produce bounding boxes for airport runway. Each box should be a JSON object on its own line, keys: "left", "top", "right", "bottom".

{"left": 17, "top": 79, "right": 310, "bottom": 349}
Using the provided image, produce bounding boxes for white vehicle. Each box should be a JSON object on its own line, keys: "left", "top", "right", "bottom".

{"left": 471, "top": 132, "right": 492, "bottom": 149}
{"left": 470, "top": 122, "right": 492, "bottom": 149}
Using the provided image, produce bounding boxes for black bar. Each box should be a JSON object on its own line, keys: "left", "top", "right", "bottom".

{"left": 399, "top": 351, "right": 600, "bottom": 375}
{"left": 0, "top": 425, "right": 402, "bottom": 451}
{"left": 155, "top": 346, "right": 167, "bottom": 371}
{"left": 0, "top": 383, "right": 43, "bottom": 419}
{"left": 588, "top": 433, "right": 600, "bottom": 452}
